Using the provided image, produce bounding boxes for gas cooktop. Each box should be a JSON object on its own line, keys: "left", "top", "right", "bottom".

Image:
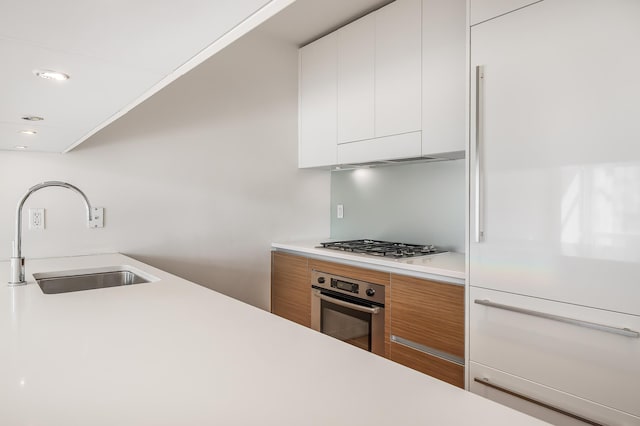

{"left": 319, "top": 239, "right": 446, "bottom": 258}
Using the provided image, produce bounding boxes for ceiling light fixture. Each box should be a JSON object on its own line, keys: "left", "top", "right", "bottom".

{"left": 14, "top": 146, "right": 28, "bottom": 150}
{"left": 33, "top": 69, "right": 70, "bottom": 81}
{"left": 22, "top": 116, "right": 44, "bottom": 121}
{"left": 18, "top": 130, "right": 37, "bottom": 135}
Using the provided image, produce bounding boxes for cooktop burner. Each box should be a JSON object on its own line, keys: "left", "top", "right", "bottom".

{"left": 319, "top": 239, "right": 446, "bottom": 258}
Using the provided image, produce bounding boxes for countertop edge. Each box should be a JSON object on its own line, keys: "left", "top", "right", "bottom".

{"left": 272, "top": 242, "right": 465, "bottom": 285}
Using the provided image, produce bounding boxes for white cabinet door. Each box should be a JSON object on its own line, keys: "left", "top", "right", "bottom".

{"left": 469, "top": 0, "right": 640, "bottom": 314}
{"left": 375, "top": 0, "right": 422, "bottom": 139}
{"left": 470, "top": 362, "right": 639, "bottom": 426}
{"left": 298, "top": 34, "right": 337, "bottom": 168}
{"left": 422, "top": 0, "right": 466, "bottom": 156}
{"left": 469, "top": 0, "right": 542, "bottom": 25}
{"left": 337, "top": 14, "right": 375, "bottom": 144}
{"left": 470, "top": 287, "right": 640, "bottom": 419}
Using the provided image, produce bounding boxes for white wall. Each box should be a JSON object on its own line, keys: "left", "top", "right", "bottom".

{"left": 0, "top": 30, "right": 330, "bottom": 310}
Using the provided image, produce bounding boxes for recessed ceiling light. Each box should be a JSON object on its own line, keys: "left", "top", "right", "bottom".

{"left": 18, "top": 130, "right": 37, "bottom": 135}
{"left": 22, "top": 115, "right": 44, "bottom": 121}
{"left": 14, "top": 146, "right": 28, "bottom": 150}
{"left": 33, "top": 69, "right": 70, "bottom": 81}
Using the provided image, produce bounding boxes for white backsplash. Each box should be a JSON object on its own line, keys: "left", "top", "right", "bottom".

{"left": 330, "top": 160, "right": 465, "bottom": 253}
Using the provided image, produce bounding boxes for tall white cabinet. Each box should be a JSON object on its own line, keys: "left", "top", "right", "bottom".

{"left": 468, "top": 1, "right": 640, "bottom": 424}
{"left": 298, "top": 33, "right": 338, "bottom": 168}
{"left": 298, "top": 0, "right": 465, "bottom": 168}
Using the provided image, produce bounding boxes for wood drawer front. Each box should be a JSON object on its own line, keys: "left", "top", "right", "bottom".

{"left": 390, "top": 341, "right": 464, "bottom": 388}
{"left": 470, "top": 362, "right": 640, "bottom": 426}
{"left": 271, "top": 252, "right": 310, "bottom": 327}
{"left": 470, "top": 287, "right": 640, "bottom": 417}
{"left": 390, "top": 274, "right": 464, "bottom": 358}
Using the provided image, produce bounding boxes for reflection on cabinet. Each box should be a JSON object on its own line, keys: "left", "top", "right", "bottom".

{"left": 298, "top": 0, "right": 465, "bottom": 168}
{"left": 271, "top": 252, "right": 310, "bottom": 327}
{"left": 389, "top": 274, "right": 464, "bottom": 388}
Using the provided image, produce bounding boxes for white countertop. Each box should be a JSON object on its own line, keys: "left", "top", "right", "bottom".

{"left": 272, "top": 240, "right": 466, "bottom": 283}
{"left": 0, "top": 253, "right": 544, "bottom": 425}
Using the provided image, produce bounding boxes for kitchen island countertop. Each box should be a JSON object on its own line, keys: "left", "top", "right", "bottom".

{"left": 272, "top": 240, "right": 465, "bottom": 284}
{"left": 0, "top": 253, "right": 543, "bottom": 425}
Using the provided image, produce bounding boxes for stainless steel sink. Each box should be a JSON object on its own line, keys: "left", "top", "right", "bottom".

{"left": 33, "top": 266, "right": 156, "bottom": 294}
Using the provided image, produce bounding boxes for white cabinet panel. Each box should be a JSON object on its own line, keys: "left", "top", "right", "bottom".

{"left": 337, "top": 131, "right": 422, "bottom": 164}
{"left": 469, "top": 0, "right": 542, "bottom": 25}
{"left": 337, "top": 14, "right": 375, "bottom": 144}
{"left": 470, "top": 287, "right": 640, "bottom": 418}
{"left": 469, "top": 0, "right": 640, "bottom": 314}
{"left": 470, "top": 362, "right": 639, "bottom": 426}
{"left": 298, "top": 34, "right": 337, "bottom": 168}
{"left": 422, "top": 0, "right": 466, "bottom": 156}
{"left": 375, "top": 0, "right": 422, "bottom": 138}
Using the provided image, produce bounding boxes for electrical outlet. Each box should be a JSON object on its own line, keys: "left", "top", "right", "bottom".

{"left": 29, "top": 208, "right": 45, "bottom": 230}
{"left": 337, "top": 204, "right": 344, "bottom": 219}
{"left": 89, "top": 207, "right": 104, "bottom": 228}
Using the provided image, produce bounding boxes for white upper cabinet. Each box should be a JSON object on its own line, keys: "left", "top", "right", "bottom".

{"left": 469, "top": 0, "right": 542, "bottom": 25}
{"left": 298, "top": 34, "right": 338, "bottom": 168}
{"left": 337, "top": 15, "right": 376, "bottom": 144}
{"left": 298, "top": 0, "right": 466, "bottom": 168}
{"left": 375, "top": 0, "right": 422, "bottom": 139}
{"left": 422, "top": 0, "right": 466, "bottom": 156}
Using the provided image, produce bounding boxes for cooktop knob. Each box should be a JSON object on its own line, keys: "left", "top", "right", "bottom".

{"left": 317, "top": 277, "right": 325, "bottom": 284}
{"left": 365, "top": 288, "right": 375, "bottom": 297}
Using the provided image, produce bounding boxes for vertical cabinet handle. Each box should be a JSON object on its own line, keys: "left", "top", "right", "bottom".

{"left": 474, "top": 65, "right": 485, "bottom": 242}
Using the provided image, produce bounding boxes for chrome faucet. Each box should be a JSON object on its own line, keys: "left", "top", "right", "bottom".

{"left": 9, "top": 181, "right": 94, "bottom": 286}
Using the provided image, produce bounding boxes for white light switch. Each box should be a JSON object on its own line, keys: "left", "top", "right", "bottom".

{"left": 89, "top": 207, "right": 104, "bottom": 228}
{"left": 337, "top": 204, "right": 344, "bottom": 219}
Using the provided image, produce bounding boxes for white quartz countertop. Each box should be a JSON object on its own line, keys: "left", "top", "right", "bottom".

{"left": 272, "top": 240, "right": 466, "bottom": 283}
{"left": 0, "top": 253, "right": 544, "bottom": 425}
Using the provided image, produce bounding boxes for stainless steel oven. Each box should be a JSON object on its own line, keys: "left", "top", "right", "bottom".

{"left": 311, "top": 270, "right": 385, "bottom": 355}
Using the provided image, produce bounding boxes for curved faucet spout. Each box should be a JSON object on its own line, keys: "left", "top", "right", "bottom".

{"left": 9, "top": 181, "right": 94, "bottom": 286}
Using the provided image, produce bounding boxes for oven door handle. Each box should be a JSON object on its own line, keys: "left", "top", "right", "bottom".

{"left": 312, "top": 289, "right": 381, "bottom": 315}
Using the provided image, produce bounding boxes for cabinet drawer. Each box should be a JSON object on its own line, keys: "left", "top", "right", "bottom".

{"left": 390, "top": 340, "right": 463, "bottom": 388}
{"left": 390, "top": 274, "right": 464, "bottom": 358}
{"left": 470, "top": 287, "right": 640, "bottom": 417}
{"left": 470, "top": 362, "right": 639, "bottom": 426}
{"left": 469, "top": 0, "right": 542, "bottom": 25}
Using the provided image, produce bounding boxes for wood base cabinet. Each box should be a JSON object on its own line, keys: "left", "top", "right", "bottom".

{"left": 389, "top": 274, "right": 465, "bottom": 388}
{"left": 270, "top": 252, "right": 466, "bottom": 388}
{"left": 270, "top": 252, "right": 310, "bottom": 327}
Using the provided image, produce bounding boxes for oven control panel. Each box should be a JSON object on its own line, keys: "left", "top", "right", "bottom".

{"left": 311, "top": 270, "right": 385, "bottom": 305}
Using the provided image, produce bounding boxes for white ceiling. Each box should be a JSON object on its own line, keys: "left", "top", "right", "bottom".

{"left": 1, "top": 0, "right": 390, "bottom": 153}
